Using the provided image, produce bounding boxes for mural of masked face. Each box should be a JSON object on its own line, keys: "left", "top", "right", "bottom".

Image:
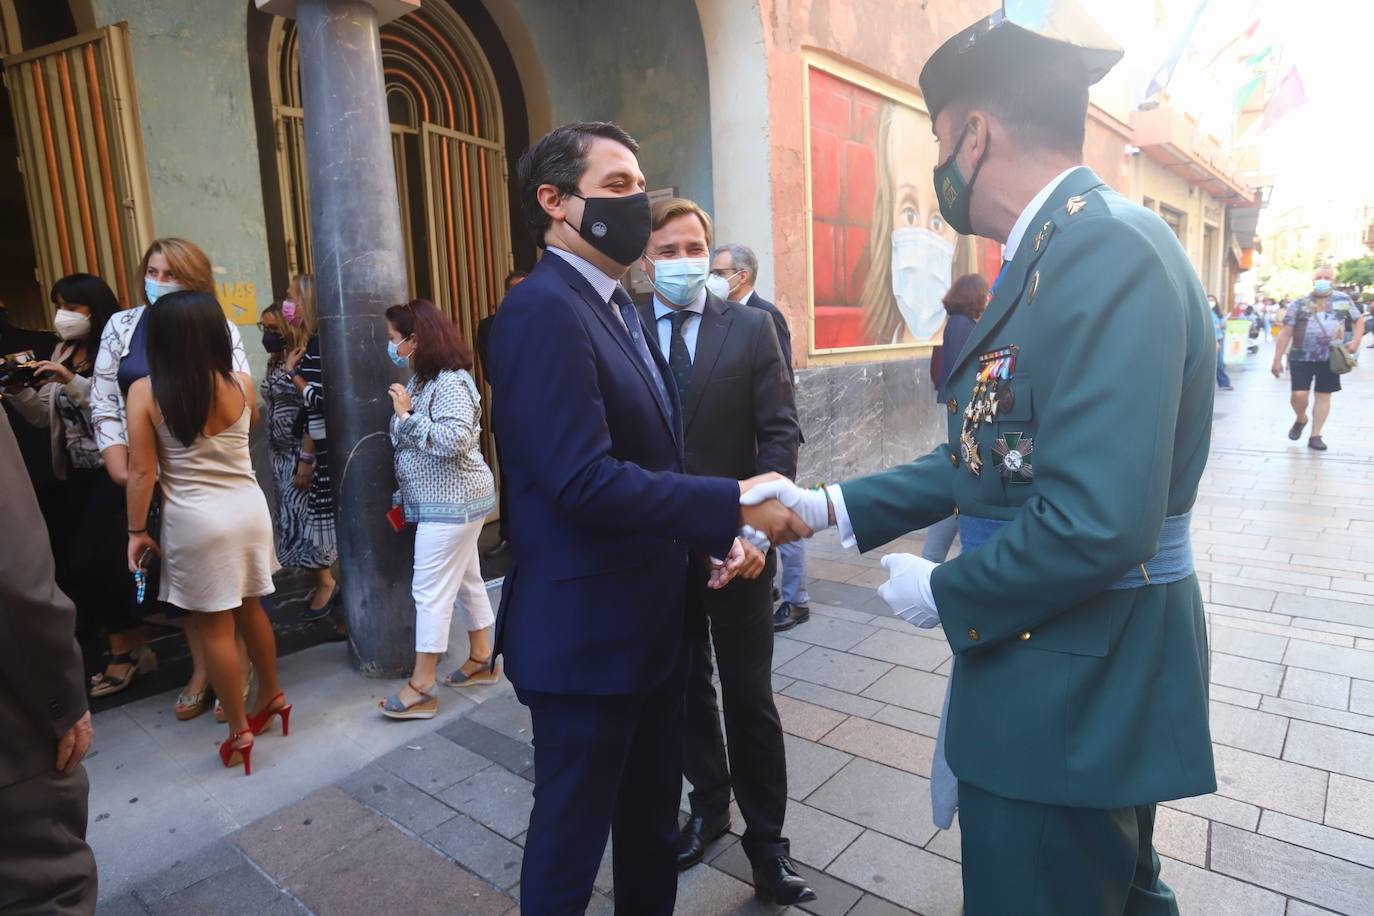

{"left": 887, "top": 106, "right": 957, "bottom": 341}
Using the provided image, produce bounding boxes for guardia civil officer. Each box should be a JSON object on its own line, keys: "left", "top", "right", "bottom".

{"left": 742, "top": 3, "right": 1217, "bottom": 912}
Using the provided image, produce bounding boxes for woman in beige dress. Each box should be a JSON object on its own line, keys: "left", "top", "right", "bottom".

{"left": 125, "top": 291, "right": 290, "bottom": 775}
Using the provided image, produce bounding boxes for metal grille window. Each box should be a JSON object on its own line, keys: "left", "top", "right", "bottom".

{"left": 3, "top": 24, "right": 153, "bottom": 309}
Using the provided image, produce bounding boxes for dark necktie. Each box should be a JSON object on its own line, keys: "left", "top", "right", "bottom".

{"left": 666, "top": 310, "right": 693, "bottom": 404}
{"left": 611, "top": 286, "right": 671, "bottom": 414}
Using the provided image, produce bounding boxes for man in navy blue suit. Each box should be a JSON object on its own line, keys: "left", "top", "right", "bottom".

{"left": 488, "top": 122, "right": 809, "bottom": 915}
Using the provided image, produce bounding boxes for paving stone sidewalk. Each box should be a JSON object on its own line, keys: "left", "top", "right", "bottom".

{"left": 97, "top": 350, "right": 1374, "bottom": 915}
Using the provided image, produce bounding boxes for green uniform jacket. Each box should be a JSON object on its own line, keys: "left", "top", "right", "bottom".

{"left": 840, "top": 167, "right": 1217, "bottom": 809}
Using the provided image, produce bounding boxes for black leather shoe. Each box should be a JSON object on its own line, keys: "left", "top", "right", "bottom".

{"left": 483, "top": 538, "right": 511, "bottom": 558}
{"left": 752, "top": 855, "right": 817, "bottom": 905}
{"left": 773, "top": 602, "right": 810, "bottom": 632}
{"left": 676, "top": 813, "right": 730, "bottom": 871}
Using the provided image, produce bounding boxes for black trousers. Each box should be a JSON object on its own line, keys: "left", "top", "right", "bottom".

{"left": 683, "top": 550, "right": 789, "bottom": 864}
{"left": 515, "top": 650, "right": 688, "bottom": 916}
{"left": 0, "top": 766, "right": 96, "bottom": 915}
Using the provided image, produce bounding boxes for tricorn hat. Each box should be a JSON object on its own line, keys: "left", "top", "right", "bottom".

{"left": 919, "top": 0, "right": 1123, "bottom": 122}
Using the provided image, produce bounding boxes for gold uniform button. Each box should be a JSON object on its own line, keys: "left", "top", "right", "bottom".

{"left": 967, "top": 627, "right": 980, "bottom": 642}
{"left": 1019, "top": 631, "right": 1031, "bottom": 641}
{"left": 948, "top": 398, "right": 958, "bottom": 414}
{"left": 950, "top": 452, "right": 959, "bottom": 468}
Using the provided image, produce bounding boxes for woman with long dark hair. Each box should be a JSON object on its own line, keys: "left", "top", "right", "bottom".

{"left": 91, "top": 238, "right": 248, "bottom": 717}
{"left": 8, "top": 274, "right": 146, "bottom": 687}
{"left": 379, "top": 299, "right": 498, "bottom": 720}
{"left": 124, "top": 291, "right": 287, "bottom": 774}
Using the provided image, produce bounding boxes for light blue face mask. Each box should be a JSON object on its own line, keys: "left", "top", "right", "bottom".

{"left": 1313, "top": 279, "right": 1333, "bottom": 296}
{"left": 145, "top": 278, "right": 182, "bottom": 305}
{"left": 387, "top": 337, "right": 412, "bottom": 367}
{"left": 651, "top": 257, "right": 710, "bottom": 307}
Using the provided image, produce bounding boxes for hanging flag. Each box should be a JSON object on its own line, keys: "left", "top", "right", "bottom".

{"left": 1143, "top": 0, "right": 1212, "bottom": 101}
{"left": 1259, "top": 67, "right": 1307, "bottom": 132}
{"left": 1205, "top": 18, "right": 1262, "bottom": 68}
{"left": 1233, "top": 72, "right": 1264, "bottom": 110}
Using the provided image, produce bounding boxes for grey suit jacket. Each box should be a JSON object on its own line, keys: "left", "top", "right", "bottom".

{"left": 0, "top": 411, "right": 87, "bottom": 788}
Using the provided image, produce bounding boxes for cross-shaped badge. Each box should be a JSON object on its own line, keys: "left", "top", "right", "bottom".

{"left": 993, "top": 432, "right": 1034, "bottom": 483}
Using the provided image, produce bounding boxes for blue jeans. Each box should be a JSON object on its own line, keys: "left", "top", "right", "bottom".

{"left": 921, "top": 515, "right": 960, "bottom": 562}
{"left": 1216, "top": 342, "right": 1231, "bottom": 388}
{"left": 777, "top": 539, "right": 809, "bottom": 605}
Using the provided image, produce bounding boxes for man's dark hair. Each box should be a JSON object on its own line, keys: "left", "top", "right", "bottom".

{"left": 516, "top": 121, "right": 639, "bottom": 247}
{"left": 944, "top": 51, "right": 1090, "bottom": 157}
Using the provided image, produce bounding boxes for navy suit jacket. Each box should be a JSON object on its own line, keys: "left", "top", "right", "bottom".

{"left": 489, "top": 253, "right": 741, "bottom": 695}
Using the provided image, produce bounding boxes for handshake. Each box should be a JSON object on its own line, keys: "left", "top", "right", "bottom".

{"left": 732, "top": 473, "right": 941, "bottom": 629}
{"left": 703, "top": 474, "right": 824, "bottom": 593}
{"left": 736, "top": 473, "right": 831, "bottom": 550}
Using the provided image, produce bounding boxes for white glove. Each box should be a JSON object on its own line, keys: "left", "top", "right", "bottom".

{"left": 739, "top": 524, "right": 772, "bottom": 553}
{"left": 738, "top": 477, "right": 831, "bottom": 533}
{"left": 878, "top": 553, "right": 940, "bottom": 629}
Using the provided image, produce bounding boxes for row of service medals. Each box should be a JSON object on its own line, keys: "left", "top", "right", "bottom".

{"left": 958, "top": 345, "right": 1018, "bottom": 478}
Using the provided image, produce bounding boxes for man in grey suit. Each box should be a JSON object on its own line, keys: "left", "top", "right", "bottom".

{"left": 0, "top": 411, "right": 97, "bottom": 914}
{"left": 709, "top": 244, "right": 811, "bottom": 633}
{"left": 639, "top": 199, "right": 812, "bottom": 904}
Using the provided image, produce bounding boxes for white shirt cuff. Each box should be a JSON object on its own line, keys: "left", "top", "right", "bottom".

{"left": 826, "top": 484, "right": 858, "bottom": 549}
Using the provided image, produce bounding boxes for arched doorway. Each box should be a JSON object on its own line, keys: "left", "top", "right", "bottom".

{"left": 264, "top": 2, "right": 513, "bottom": 353}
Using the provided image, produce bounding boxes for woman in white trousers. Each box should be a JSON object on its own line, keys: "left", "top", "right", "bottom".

{"left": 379, "top": 299, "right": 499, "bottom": 720}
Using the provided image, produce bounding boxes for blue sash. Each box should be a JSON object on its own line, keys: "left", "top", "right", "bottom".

{"left": 929, "top": 511, "right": 1195, "bottom": 830}
{"left": 957, "top": 511, "right": 1195, "bottom": 588}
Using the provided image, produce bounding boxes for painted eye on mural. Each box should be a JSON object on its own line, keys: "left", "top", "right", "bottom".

{"left": 900, "top": 206, "right": 918, "bottom": 226}
{"left": 930, "top": 214, "right": 946, "bottom": 234}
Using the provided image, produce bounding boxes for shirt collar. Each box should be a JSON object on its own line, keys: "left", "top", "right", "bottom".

{"left": 736, "top": 288, "right": 754, "bottom": 306}
{"left": 545, "top": 245, "right": 622, "bottom": 305}
{"left": 1003, "top": 166, "right": 1079, "bottom": 263}
{"left": 653, "top": 289, "right": 707, "bottom": 321}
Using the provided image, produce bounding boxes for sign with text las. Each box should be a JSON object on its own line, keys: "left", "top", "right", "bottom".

{"left": 218, "top": 281, "right": 259, "bottom": 326}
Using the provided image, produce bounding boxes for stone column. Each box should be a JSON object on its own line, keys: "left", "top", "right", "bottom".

{"left": 266, "top": 0, "right": 417, "bottom": 676}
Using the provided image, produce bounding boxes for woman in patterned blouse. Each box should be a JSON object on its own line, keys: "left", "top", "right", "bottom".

{"left": 9, "top": 274, "right": 136, "bottom": 690}
{"left": 278, "top": 274, "right": 340, "bottom": 619}
{"left": 379, "top": 299, "right": 498, "bottom": 720}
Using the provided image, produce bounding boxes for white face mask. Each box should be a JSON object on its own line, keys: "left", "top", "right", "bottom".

{"left": 53, "top": 308, "right": 91, "bottom": 341}
{"left": 890, "top": 227, "right": 954, "bottom": 340}
{"left": 704, "top": 274, "right": 731, "bottom": 300}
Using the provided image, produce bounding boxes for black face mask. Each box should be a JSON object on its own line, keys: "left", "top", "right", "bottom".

{"left": 569, "top": 191, "right": 651, "bottom": 266}
{"left": 261, "top": 329, "right": 286, "bottom": 354}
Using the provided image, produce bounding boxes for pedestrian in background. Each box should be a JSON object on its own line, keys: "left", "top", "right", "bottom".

{"left": 124, "top": 291, "right": 287, "bottom": 776}
{"left": 8, "top": 274, "right": 146, "bottom": 691}
{"left": 922, "top": 273, "right": 989, "bottom": 563}
{"left": 278, "top": 274, "right": 340, "bottom": 620}
{"left": 259, "top": 303, "right": 339, "bottom": 592}
{"left": 379, "top": 299, "right": 499, "bottom": 721}
{"left": 1211, "top": 296, "right": 1233, "bottom": 391}
{"left": 92, "top": 238, "right": 247, "bottom": 719}
{"left": 1273, "top": 266, "right": 1364, "bottom": 451}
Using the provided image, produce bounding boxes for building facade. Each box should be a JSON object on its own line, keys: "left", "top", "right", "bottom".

{"left": 2, "top": 0, "right": 1257, "bottom": 491}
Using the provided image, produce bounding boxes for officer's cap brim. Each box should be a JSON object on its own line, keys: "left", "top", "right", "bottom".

{"left": 919, "top": 4, "right": 1123, "bottom": 123}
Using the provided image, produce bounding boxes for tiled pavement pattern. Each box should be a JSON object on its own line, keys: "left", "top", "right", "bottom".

{"left": 98, "top": 353, "right": 1374, "bottom": 914}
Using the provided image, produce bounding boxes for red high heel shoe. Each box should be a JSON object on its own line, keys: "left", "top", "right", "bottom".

{"left": 247, "top": 693, "right": 292, "bottom": 737}
{"left": 219, "top": 729, "right": 254, "bottom": 775}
